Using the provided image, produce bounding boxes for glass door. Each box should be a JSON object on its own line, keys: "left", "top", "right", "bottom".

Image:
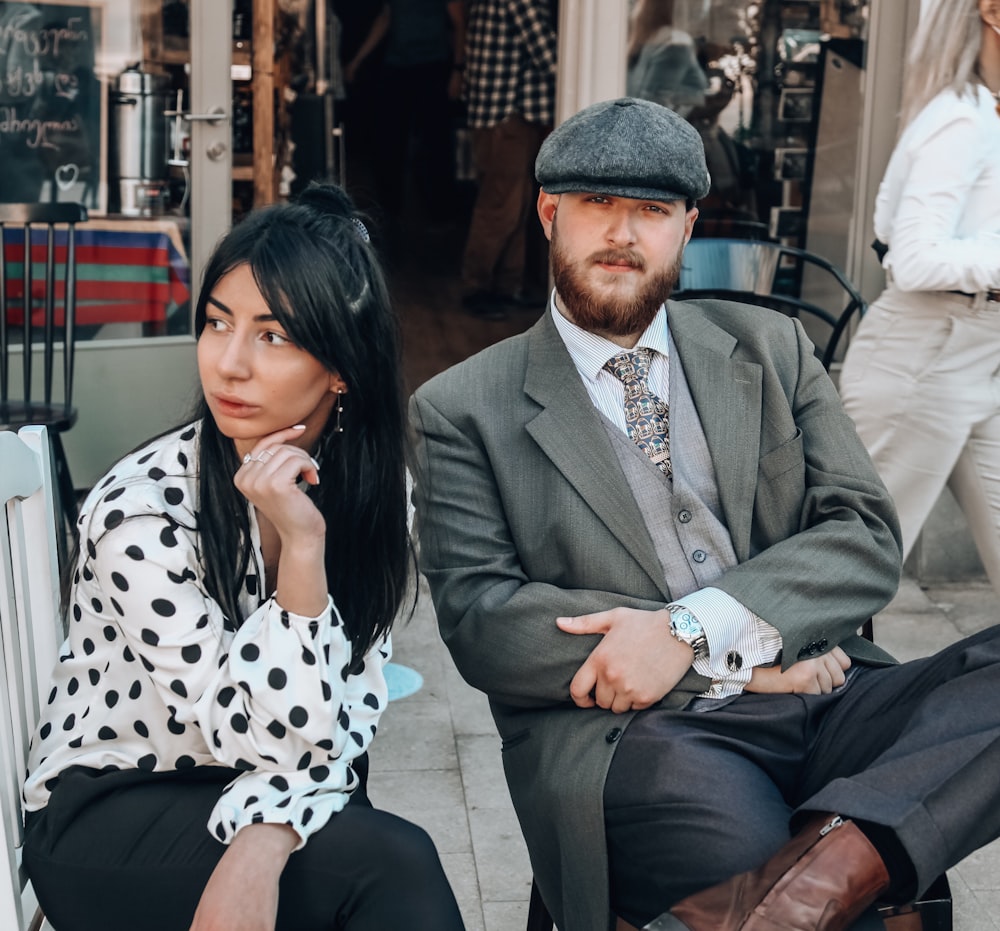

{"left": 40, "top": 0, "right": 235, "bottom": 489}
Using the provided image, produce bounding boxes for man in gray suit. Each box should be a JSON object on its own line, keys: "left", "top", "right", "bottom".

{"left": 409, "top": 98, "right": 1000, "bottom": 931}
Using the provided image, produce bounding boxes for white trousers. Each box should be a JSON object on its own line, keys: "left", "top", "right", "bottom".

{"left": 839, "top": 286, "right": 1000, "bottom": 595}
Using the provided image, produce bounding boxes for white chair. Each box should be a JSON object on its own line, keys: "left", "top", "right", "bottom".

{"left": 1, "top": 425, "right": 61, "bottom": 931}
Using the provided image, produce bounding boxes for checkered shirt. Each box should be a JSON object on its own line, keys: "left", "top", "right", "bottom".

{"left": 464, "top": 0, "right": 558, "bottom": 129}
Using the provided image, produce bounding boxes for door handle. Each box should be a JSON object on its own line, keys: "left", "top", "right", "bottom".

{"left": 164, "top": 105, "right": 229, "bottom": 125}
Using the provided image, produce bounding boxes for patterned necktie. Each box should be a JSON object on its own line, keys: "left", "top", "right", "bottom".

{"left": 604, "top": 348, "right": 672, "bottom": 477}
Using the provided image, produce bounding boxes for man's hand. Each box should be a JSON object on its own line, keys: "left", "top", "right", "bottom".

{"left": 557, "top": 607, "right": 693, "bottom": 713}
{"left": 745, "top": 646, "right": 851, "bottom": 695}
{"left": 189, "top": 823, "right": 299, "bottom": 931}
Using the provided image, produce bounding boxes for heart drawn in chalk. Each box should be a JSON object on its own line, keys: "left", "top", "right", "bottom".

{"left": 55, "top": 163, "right": 79, "bottom": 191}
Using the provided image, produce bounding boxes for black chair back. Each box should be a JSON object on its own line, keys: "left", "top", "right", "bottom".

{"left": 0, "top": 201, "right": 88, "bottom": 559}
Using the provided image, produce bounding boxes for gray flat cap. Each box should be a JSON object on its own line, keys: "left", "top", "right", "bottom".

{"left": 536, "top": 97, "right": 711, "bottom": 202}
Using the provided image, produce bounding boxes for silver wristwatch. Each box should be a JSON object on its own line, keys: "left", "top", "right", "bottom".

{"left": 666, "top": 604, "right": 709, "bottom": 658}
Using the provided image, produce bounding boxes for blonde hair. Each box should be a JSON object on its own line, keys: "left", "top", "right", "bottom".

{"left": 900, "top": 0, "right": 985, "bottom": 127}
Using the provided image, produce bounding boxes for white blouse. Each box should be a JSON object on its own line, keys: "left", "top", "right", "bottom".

{"left": 23, "top": 423, "right": 390, "bottom": 850}
{"left": 874, "top": 85, "right": 1000, "bottom": 294}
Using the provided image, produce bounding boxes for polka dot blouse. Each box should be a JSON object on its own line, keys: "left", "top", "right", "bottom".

{"left": 23, "top": 423, "right": 391, "bottom": 849}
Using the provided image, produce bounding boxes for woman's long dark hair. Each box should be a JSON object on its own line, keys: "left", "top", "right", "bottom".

{"left": 194, "top": 182, "right": 413, "bottom": 664}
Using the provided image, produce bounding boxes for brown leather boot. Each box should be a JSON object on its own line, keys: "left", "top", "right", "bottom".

{"left": 643, "top": 814, "right": 890, "bottom": 931}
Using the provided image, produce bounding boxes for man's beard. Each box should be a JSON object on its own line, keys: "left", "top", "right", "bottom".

{"left": 550, "top": 223, "right": 685, "bottom": 338}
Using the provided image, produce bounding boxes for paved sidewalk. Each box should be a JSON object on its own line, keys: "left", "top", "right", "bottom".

{"left": 368, "top": 575, "right": 1000, "bottom": 931}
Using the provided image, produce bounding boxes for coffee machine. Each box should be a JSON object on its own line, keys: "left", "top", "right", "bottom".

{"left": 109, "top": 66, "right": 170, "bottom": 216}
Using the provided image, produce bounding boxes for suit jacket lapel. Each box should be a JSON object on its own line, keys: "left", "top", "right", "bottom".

{"left": 668, "top": 301, "right": 762, "bottom": 561}
{"left": 522, "top": 314, "right": 670, "bottom": 598}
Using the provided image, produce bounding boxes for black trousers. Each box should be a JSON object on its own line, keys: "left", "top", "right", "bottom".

{"left": 23, "top": 763, "right": 465, "bottom": 931}
{"left": 604, "top": 623, "right": 1000, "bottom": 928}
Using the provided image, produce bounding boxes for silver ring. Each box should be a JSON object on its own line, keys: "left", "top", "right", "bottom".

{"left": 242, "top": 449, "right": 274, "bottom": 464}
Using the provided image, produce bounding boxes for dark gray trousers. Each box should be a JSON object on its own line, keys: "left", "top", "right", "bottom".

{"left": 604, "top": 624, "right": 1000, "bottom": 928}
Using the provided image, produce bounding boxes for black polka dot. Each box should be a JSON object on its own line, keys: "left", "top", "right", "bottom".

{"left": 240, "top": 644, "right": 260, "bottom": 662}
{"left": 317, "top": 738, "right": 333, "bottom": 751}
{"left": 234, "top": 758, "right": 256, "bottom": 771}
{"left": 137, "top": 753, "right": 157, "bottom": 771}
{"left": 111, "top": 598, "right": 124, "bottom": 616}
{"left": 103, "top": 625, "right": 117, "bottom": 641}
{"left": 67, "top": 676, "right": 80, "bottom": 696}
{"left": 214, "top": 824, "right": 227, "bottom": 841}
{"left": 289, "top": 706, "right": 309, "bottom": 728}
{"left": 152, "top": 599, "right": 176, "bottom": 617}
{"left": 309, "top": 765, "right": 330, "bottom": 783}
{"left": 90, "top": 598, "right": 103, "bottom": 613}
{"left": 217, "top": 686, "right": 236, "bottom": 707}
{"left": 100, "top": 473, "right": 118, "bottom": 488}
{"left": 267, "top": 720, "right": 286, "bottom": 739}
{"left": 111, "top": 572, "right": 129, "bottom": 591}
{"left": 231, "top": 713, "right": 249, "bottom": 733}
{"left": 141, "top": 628, "right": 159, "bottom": 646}
{"left": 267, "top": 668, "right": 287, "bottom": 690}
{"left": 166, "top": 714, "right": 186, "bottom": 735}
{"left": 251, "top": 813, "right": 264, "bottom": 824}
{"left": 244, "top": 796, "right": 259, "bottom": 808}
{"left": 82, "top": 566, "right": 93, "bottom": 582}
{"left": 175, "top": 755, "right": 196, "bottom": 769}
{"left": 321, "top": 681, "right": 332, "bottom": 702}
{"left": 68, "top": 736, "right": 83, "bottom": 749}
{"left": 170, "top": 679, "right": 188, "bottom": 698}
{"left": 302, "top": 808, "right": 314, "bottom": 826}
{"left": 148, "top": 467, "right": 166, "bottom": 481}
{"left": 125, "top": 545, "right": 145, "bottom": 560}
{"left": 62, "top": 713, "right": 75, "bottom": 731}
{"left": 338, "top": 709, "right": 349, "bottom": 729}
{"left": 164, "top": 486, "right": 184, "bottom": 505}
{"left": 129, "top": 680, "right": 142, "bottom": 700}
{"left": 72, "top": 604, "right": 82, "bottom": 622}
{"left": 104, "top": 486, "right": 125, "bottom": 501}
{"left": 297, "top": 752, "right": 312, "bottom": 770}
{"left": 181, "top": 644, "right": 202, "bottom": 664}
{"left": 269, "top": 775, "right": 289, "bottom": 791}
{"left": 122, "top": 645, "right": 135, "bottom": 662}
{"left": 340, "top": 663, "right": 351, "bottom": 682}
{"left": 86, "top": 538, "right": 97, "bottom": 559}
{"left": 134, "top": 720, "right": 149, "bottom": 738}
{"left": 363, "top": 692, "right": 380, "bottom": 710}
{"left": 140, "top": 654, "right": 155, "bottom": 673}
{"left": 276, "top": 797, "right": 291, "bottom": 809}
{"left": 350, "top": 731, "right": 364, "bottom": 747}
{"left": 98, "top": 726, "right": 117, "bottom": 740}
{"left": 300, "top": 645, "right": 316, "bottom": 666}
{"left": 104, "top": 509, "right": 125, "bottom": 530}
{"left": 48, "top": 686, "right": 57, "bottom": 704}
{"left": 160, "top": 525, "right": 178, "bottom": 547}
{"left": 137, "top": 450, "right": 155, "bottom": 464}
{"left": 177, "top": 451, "right": 188, "bottom": 467}
{"left": 88, "top": 668, "right": 100, "bottom": 686}
{"left": 39, "top": 722, "right": 51, "bottom": 740}
{"left": 82, "top": 638, "right": 95, "bottom": 655}
{"left": 180, "top": 427, "right": 196, "bottom": 441}
{"left": 105, "top": 690, "right": 119, "bottom": 708}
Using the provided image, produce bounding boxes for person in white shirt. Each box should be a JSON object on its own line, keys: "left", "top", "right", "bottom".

{"left": 839, "top": 0, "right": 1000, "bottom": 593}
{"left": 21, "top": 183, "right": 465, "bottom": 931}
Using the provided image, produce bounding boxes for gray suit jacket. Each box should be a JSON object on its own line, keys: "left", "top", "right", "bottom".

{"left": 409, "top": 300, "right": 902, "bottom": 931}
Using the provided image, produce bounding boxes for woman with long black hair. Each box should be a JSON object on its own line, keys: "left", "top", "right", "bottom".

{"left": 21, "top": 183, "right": 465, "bottom": 931}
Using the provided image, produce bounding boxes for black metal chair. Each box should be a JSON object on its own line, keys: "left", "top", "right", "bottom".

{"left": 671, "top": 237, "right": 867, "bottom": 371}
{"left": 0, "top": 202, "right": 89, "bottom": 564}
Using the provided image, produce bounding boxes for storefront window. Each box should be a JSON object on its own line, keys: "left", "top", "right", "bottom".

{"left": 624, "top": 0, "right": 869, "bottom": 247}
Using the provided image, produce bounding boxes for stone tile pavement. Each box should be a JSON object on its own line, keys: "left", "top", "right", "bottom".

{"left": 368, "top": 574, "right": 1000, "bottom": 931}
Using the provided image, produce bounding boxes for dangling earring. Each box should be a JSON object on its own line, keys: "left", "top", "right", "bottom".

{"left": 333, "top": 389, "right": 344, "bottom": 433}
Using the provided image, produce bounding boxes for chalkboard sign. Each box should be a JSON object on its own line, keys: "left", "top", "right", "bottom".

{"left": 0, "top": 1, "right": 105, "bottom": 211}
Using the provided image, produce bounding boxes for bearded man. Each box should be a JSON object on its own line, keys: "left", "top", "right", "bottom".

{"left": 408, "top": 98, "right": 1000, "bottom": 931}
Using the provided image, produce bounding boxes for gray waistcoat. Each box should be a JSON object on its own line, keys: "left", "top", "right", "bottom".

{"left": 603, "top": 341, "right": 738, "bottom": 600}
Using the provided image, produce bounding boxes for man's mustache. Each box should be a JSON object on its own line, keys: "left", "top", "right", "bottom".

{"left": 588, "top": 249, "right": 646, "bottom": 269}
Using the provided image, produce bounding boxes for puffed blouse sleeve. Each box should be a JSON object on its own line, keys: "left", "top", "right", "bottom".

{"left": 84, "top": 508, "right": 390, "bottom": 848}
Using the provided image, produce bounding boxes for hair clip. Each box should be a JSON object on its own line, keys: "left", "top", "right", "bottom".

{"left": 350, "top": 216, "right": 371, "bottom": 243}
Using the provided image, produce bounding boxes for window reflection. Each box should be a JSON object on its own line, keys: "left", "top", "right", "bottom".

{"left": 625, "top": 0, "right": 869, "bottom": 246}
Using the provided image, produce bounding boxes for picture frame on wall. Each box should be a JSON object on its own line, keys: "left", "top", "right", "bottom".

{"left": 778, "top": 88, "right": 814, "bottom": 123}
{"left": 774, "top": 148, "right": 810, "bottom": 181}
{"left": 770, "top": 206, "right": 804, "bottom": 240}
{"left": 0, "top": 0, "right": 108, "bottom": 214}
